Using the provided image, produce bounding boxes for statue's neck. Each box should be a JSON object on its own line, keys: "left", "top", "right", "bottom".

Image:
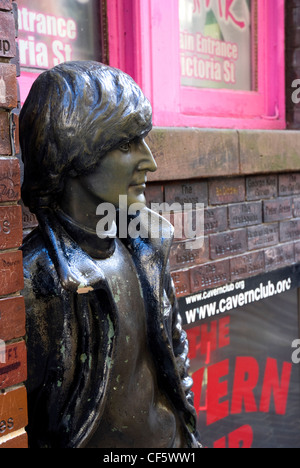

{"left": 56, "top": 208, "right": 116, "bottom": 260}
{"left": 58, "top": 177, "right": 117, "bottom": 259}
{"left": 59, "top": 176, "right": 103, "bottom": 231}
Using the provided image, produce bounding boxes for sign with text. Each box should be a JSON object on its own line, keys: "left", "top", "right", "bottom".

{"left": 0, "top": 386, "right": 28, "bottom": 439}
{"left": 182, "top": 266, "right": 300, "bottom": 448}
{"left": 18, "top": 0, "right": 102, "bottom": 70}
{"left": 179, "top": 0, "right": 253, "bottom": 90}
{"left": 0, "top": 157, "right": 20, "bottom": 203}
{"left": 0, "top": 340, "right": 27, "bottom": 390}
{"left": 0, "top": 10, "right": 17, "bottom": 59}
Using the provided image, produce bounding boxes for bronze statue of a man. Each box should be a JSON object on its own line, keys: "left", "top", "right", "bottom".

{"left": 20, "top": 61, "right": 201, "bottom": 449}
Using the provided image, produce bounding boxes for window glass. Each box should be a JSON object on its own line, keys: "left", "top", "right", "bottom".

{"left": 18, "top": 0, "right": 103, "bottom": 71}
{"left": 179, "top": 0, "right": 255, "bottom": 91}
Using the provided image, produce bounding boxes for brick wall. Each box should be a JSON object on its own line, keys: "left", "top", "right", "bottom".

{"left": 146, "top": 174, "right": 300, "bottom": 299}
{"left": 0, "top": 0, "right": 28, "bottom": 449}
{"left": 286, "top": 0, "right": 300, "bottom": 129}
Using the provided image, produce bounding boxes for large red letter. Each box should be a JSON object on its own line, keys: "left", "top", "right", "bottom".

{"left": 207, "top": 359, "right": 229, "bottom": 425}
{"left": 200, "top": 321, "right": 217, "bottom": 355}
{"left": 186, "top": 327, "right": 201, "bottom": 359}
{"left": 225, "top": 0, "right": 246, "bottom": 29}
{"left": 228, "top": 425, "right": 254, "bottom": 449}
{"left": 259, "top": 359, "right": 292, "bottom": 415}
{"left": 193, "top": 0, "right": 201, "bottom": 14}
{"left": 214, "top": 436, "right": 226, "bottom": 448}
{"left": 231, "top": 357, "right": 259, "bottom": 414}
{"left": 192, "top": 367, "right": 206, "bottom": 415}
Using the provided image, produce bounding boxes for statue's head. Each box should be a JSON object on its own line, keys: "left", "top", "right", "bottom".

{"left": 20, "top": 61, "right": 154, "bottom": 213}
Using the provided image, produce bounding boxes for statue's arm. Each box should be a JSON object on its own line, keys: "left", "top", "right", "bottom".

{"left": 23, "top": 275, "right": 62, "bottom": 396}
{"left": 165, "top": 268, "right": 194, "bottom": 400}
{"left": 165, "top": 268, "right": 203, "bottom": 447}
{"left": 25, "top": 289, "right": 52, "bottom": 394}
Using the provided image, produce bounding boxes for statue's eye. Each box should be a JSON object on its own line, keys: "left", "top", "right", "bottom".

{"left": 119, "top": 142, "right": 131, "bottom": 152}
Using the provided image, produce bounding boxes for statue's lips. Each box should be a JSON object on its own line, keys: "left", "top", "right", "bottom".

{"left": 129, "top": 181, "right": 147, "bottom": 189}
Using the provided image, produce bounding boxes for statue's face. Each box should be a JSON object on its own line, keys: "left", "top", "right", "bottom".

{"left": 79, "top": 137, "right": 157, "bottom": 207}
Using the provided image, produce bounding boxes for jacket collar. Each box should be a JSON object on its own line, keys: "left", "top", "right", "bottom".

{"left": 42, "top": 207, "right": 174, "bottom": 294}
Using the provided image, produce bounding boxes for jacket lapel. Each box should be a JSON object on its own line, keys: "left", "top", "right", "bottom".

{"left": 126, "top": 208, "right": 173, "bottom": 314}
{"left": 127, "top": 211, "right": 190, "bottom": 402}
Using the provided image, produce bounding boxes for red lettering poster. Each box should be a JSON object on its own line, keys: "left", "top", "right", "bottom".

{"left": 183, "top": 267, "right": 300, "bottom": 448}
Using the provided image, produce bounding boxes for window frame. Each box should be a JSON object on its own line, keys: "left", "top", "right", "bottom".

{"left": 108, "top": 0, "right": 286, "bottom": 130}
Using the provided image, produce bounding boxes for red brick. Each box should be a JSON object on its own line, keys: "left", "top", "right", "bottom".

{"left": 0, "top": 111, "right": 11, "bottom": 155}
{"left": 0, "top": 386, "right": 27, "bottom": 440}
{"left": 0, "top": 64, "right": 17, "bottom": 109}
{"left": 204, "top": 206, "right": 228, "bottom": 234}
{"left": 210, "top": 229, "right": 247, "bottom": 260}
{"left": 0, "top": 157, "right": 20, "bottom": 202}
{"left": 229, "top": 202, "right": 262, "bottom": 229}
{"left": 230, "top": 251, "right": 265, "bottom": 281}
{"left": 145, "top": 184, "right": 164, "bottom": 208}
{"left": 0, "top": 431, "right": 28, "bottom": 448}
{"left": 0, "top": 0, "right": 12, "bottom": 11}
{"left": 247, "top": 223, "right": 279, "bottom": 250}
{"left": 246, "top": 175, "right": 278, "bottom": 201}
{"left": 165, "top": 181, "right": 208, "bottom": 207}
{"left": 279, "top": 174, "right": 300, "bottom": 196}
{"left": 209, "top": 178, "right": 245, "bottom": 205}
{"left": 293, "top": 197, "right": 300, "bottom": 217}
{"left": 0, "top": 205, "right": 22, "bottom": 250}
{"left": 190, "top": 260, "right": 230, "bottom": 293}
{"left": 12, "top": 112, "right": 19, "bottom": 155}
{"left": 0, "top": 296, "right": 25, "bottom": 342}
{"left": 295, "top": 241, "right": 300, "bottom": 262}
{"left": 171, "top": 270, "right": 191, "bottom": 298}
{"left": 265, "top": 243, "right": 295, "bottom": 272}
{"left": 0, "top": 10, "right": 16, "bottom": 58}
{"left": 263, "top": 198, "right": 293, "bottom": 222}
{"left": 181, "top": 208, "right": 204, "bottom": 241}
{"left": 170, "top": 237, "right": 209, "bottom": 271}
{"left": 280, "top": 219, "right": 300, "bottom": 242}
{"left": 0, "top": 250, "right": 23, "bottom": 296}
{"left": 0, "top": 340, "right": 27, "bottom": 389}
{"left": 162, "top": 207, "right": 204, "bottom": 242}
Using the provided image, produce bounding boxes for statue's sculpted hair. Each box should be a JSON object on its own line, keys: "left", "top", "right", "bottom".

{"left": 20, "top": 61, "right": 152, "bottom": 212}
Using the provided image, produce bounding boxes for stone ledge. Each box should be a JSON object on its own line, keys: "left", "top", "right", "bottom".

{"left": 239, "top": 130, "right": 300, "bottom": 174}
{"left": 147, "top": 128, "right": 300, "bottom": 182}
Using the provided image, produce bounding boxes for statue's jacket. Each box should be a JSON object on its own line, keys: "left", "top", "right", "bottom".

{"left": 22, "top": 208, "right": 200, "bottom": 448}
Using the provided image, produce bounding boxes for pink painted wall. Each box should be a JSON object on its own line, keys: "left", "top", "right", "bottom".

{"left": 107, "top": 0, "right": 286, "bottom": 130}
{"left": 19, "top": 0, "right": 286, "bottom": 130}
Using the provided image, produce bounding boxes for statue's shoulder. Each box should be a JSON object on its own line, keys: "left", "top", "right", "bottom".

{"left": 22, "top": 228, "right": 60, "bottom": 296}
{"left": 22, "top": 227, "right": 44, "bottom": 250}
{"left": 22, "top": 228, "right": 48, "bottom": 271}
